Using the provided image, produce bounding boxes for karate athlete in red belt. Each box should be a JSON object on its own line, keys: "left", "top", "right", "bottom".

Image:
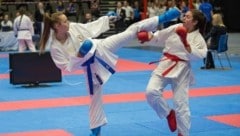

{"left": 137, "top": 9, "right": 207, "bottom": 136}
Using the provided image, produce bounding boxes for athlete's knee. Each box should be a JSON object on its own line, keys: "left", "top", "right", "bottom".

{"left": 145, "top": 87, "right": 160, "bottom": 102}
{"left": 145, "top": 87, "right": 153, "bottom": 99}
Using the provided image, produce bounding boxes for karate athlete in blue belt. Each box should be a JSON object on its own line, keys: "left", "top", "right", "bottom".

{"left": 40, "top": 9, "right": 180, "bottom": 136}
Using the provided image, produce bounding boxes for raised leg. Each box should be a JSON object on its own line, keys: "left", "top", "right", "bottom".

{"left": 101, "top": 16, "right": 159, "bottom": 53}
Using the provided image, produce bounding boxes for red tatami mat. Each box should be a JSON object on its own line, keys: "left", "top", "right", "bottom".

{"left": 62, "top": 59, "right": 156, "bottom": 75}
{"left": 0, "top": 86, "right": 239, "bottom": 112}
{"left": 207, "top": 114, "right": 240, "bottom": 128}
{"left": 0, "top": 54, "right": 8, "bottom": 58}
{"left": 0, "top": 129, "right": 72, "bottom": 136}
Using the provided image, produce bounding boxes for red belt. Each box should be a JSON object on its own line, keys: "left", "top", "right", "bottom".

{"left": 149, "top": 53, "right": 186, "bottom": 77}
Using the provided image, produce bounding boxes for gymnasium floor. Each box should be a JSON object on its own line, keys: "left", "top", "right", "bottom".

{"left": 0, "top": 39, "right": 239, "bottom": 136}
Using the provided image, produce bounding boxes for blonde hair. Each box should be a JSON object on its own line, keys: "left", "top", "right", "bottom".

{"left": 39, "top": 12, "right": 64, "bottom": 53}
{"left": 212, "top": 13, "right": 225, "bottom": 27}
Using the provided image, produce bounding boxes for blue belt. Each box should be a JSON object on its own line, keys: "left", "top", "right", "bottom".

{"left": 81, "top": 52, "right": 115, "bottom": 95}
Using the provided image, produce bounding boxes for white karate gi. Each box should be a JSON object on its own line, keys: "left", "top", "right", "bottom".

{"left": 49, "top": 16, "right": 159, "bottom": 129}
{"left": 145, "top": 24, "right": 207, "bottom": 136}
{"left": 13, "top": 14, "right": 36, "bottom": 52}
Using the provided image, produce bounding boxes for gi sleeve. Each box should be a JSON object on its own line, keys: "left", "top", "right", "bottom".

{"left": 50, "top": 47, "right": 84, "bottom": 72}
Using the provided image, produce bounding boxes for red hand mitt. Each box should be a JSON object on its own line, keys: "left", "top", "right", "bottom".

{"left": 137, "top": 31, "right": 150, "bottom": 44}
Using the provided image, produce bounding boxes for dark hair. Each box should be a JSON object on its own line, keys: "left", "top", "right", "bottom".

{"left": 19, "top": 8, "right": 26, "bottom": 15}
{"left": 39, "top": 12, "right": 64, "bottom": 53}
{"left": 191, "top": 9, "right": 206, "bottom": 35}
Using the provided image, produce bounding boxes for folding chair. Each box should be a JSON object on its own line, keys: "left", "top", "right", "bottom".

{"left": 208, "top": 34, "right": 232, "bottom": 69}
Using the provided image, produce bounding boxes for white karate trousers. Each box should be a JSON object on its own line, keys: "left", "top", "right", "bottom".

{"left": 18, "top": 39, "right": 36, "bottom": 52}
{"left": 146, "top": 66, "right": 191, "bottom": 136}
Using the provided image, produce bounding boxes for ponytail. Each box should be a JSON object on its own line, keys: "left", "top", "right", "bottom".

{"left": 191, "top": 9, "right": 206, "bottom": 36}
{"left": 39, "top": 12, "right": 64, "bottom": 53}
{"left": 39, "top": 13, "right": 53, "bottom": 53}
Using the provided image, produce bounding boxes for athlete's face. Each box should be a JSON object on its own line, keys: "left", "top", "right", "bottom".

{"left": 182, "top": 11, "right": 197, "bottom": 32}
{"left": 55, "top": 14, "right": 69, "bottom": 33}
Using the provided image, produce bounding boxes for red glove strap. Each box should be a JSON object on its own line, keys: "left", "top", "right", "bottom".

{"left": 184, "top": 42, "right": 190, "bottom": 48}
{"left": 182, "top": 39, "right": 190, "bottom": 48}
{"left": 176, "top": 26, "right": 187, "bottom": 39}
{"left": 176, "top": 26, "right": 190, "bottom": 48}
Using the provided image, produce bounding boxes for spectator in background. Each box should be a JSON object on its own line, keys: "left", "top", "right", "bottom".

{"left": 0, "top": 6, "right": 6, "bottom": 20}
{"left": 16, "top": 3, "right": 28, "bottom": 11}
{"left": 122, "top": 0, "right": 133, "bottom": 27}
{"left": 45, "top": 2, "right": 54, "bottom": 15}
{"left": 0, "top": 10, "right": 3, "bottom": 30}
{"left": 66, "top": 0, "right": 78, "bottom": 21}
{"left": 115, "top": 1, "right": 126, "bottom": 33}
{"left": 13, "top": 8, "right": 36, "bottom": 52}
{"left": 154, "top": 1, "right": 161, "bottom": 16}
{"left": 201, "top": 13, "right": 227, "bottom": 69}
{"left": 199, "top": 0, "right": 213, "bottom": 35}
{"left": 66, "top": 0, "right": 77, "bottom": 15}
{"left": 28, "top": 11, "right": 40, "bottom": 46}
{"left": 132, "top": 1, "right": 141, "bottom": 23}
{"left": 147, "top": 1, "right": 157, "bottom": 18}
{"left": 1, "top": 14, "right": 13, "bottom": 31}
{"left": 212, "top": 0, "right": 223, "bottom": 14}
{"left": 83, "top": 0, "right": 91, "bottom": 9}
{"left": 56, "top": 0, "right": 65, "bottom": 13}
{"left": 193, "top": 0, "right": 202, "bottom": 9}
{"left": 180, "top": 0, "right": 189, "bottom": 14}
{"left": 158, "top": 1, "right": 167, "bottom": 15}
{"left": 82, "top": 12, "right": 94, "bottom": 23}
{"left": 0, "top": 4, "right": 8, "bottom": 24}
{"left": 34, "top": 2, "right": 45, "bottom": 35}
{"left": 91, "top": 1, "right": 100, "bottom": 19}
